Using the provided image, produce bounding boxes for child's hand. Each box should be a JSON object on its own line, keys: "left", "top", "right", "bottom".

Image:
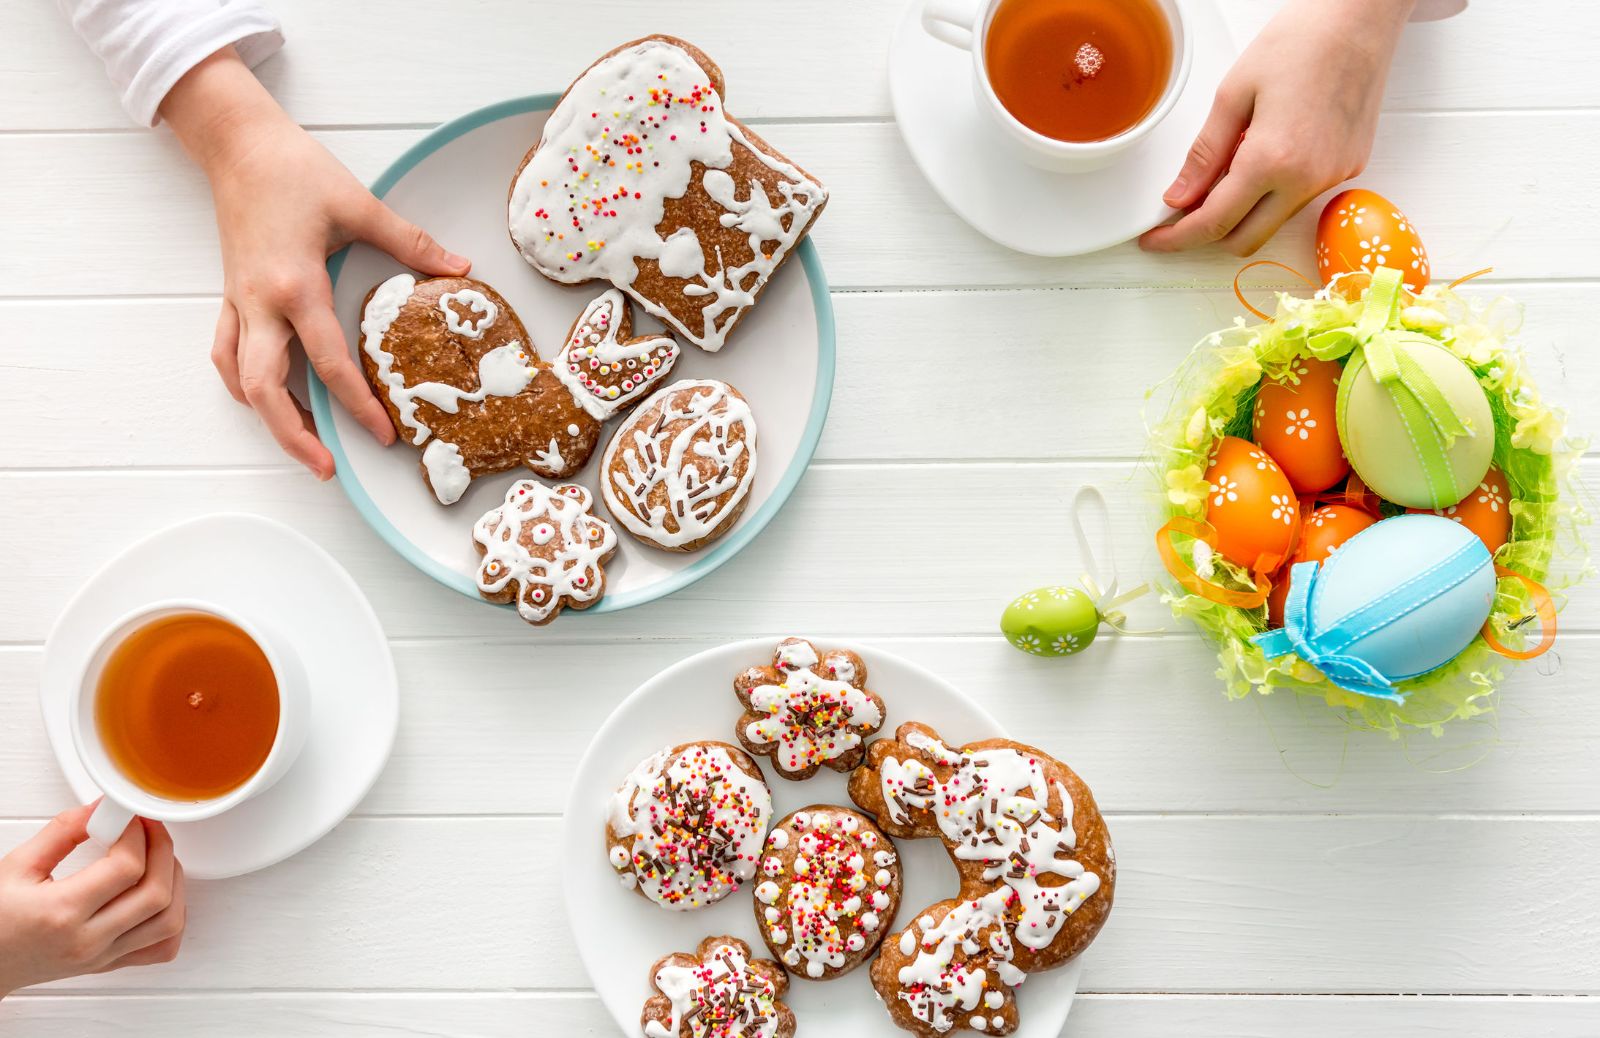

{"left": 0, "top": 806, "right": 187, "bottom": 998}
{"left": 1140, "top": 0, "right": 1414, "bottom": 256}
{"left": 161, "top": 48, "right": 471, "bottom": 479}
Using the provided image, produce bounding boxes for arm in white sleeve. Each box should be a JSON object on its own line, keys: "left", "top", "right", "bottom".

{"left": 57, "top": 0, "right": 283, "bottom": 127}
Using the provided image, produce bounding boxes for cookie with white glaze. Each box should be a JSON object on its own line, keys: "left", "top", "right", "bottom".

{"left": 601, "top": 379, "right": 757, "bottom": 552}
{"left": 555, "top": 289, "right": 681, "bottom": 420}
{"left": 357, "top": 274, "right": 601, "bottom": 505}
{"left": 752, "top": 805, "right": 901, "bottom": 981}
{"left": 606, "top": 741, "right": 773, "bottom": 911}
{"left": 734, "top": 638, "right": 884, "bottom": 780}
{"left": 640, "top": 935, "right": 796, "bottom": 1038}
{"left": 472, "top": 480, "right": 617, "bottom": 626}
{"left": 848, "top": 723, "right": 1115, "bottom": 1038}
{"left": 508, "top": 35, "right": 828, "bottom": 353}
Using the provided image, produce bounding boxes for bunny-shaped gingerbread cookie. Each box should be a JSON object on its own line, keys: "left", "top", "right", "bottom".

{"left": 848, "top": 723, "right": 1115, "bottom": 1038}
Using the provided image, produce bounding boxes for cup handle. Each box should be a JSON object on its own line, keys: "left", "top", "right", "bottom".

{"left": 86, "top": 798, "right": 136, "bottom": 847}
{"left": 922, "top": 0, "right": 980, "bottom": 50}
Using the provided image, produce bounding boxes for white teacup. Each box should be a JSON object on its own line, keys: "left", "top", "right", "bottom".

{"left": 71, "top": 600, "right": 310, "bottom": 846}
{"left": 922, "top": 0, "right": 1193, "bottom": 172}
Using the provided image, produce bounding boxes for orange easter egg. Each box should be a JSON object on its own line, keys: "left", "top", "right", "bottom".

{"left": 1252, "top": 358, "right": 1349, "bottom": 494}
{"left": 1203, "top": 436, "right": 1301, "bottom": 572}
{"left": 1316, "top": 189, "right": 1430, "bottom": 293}
{"left": 1267, "top": 504, "right": 1379, "bottom": 625}
{"left": 1407, "top": 466, "right": 1512, "bottom": 554}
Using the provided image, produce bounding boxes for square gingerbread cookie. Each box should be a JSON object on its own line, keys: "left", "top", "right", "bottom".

{"left": 508, "top": 35, "right": 828, "bottom": 353}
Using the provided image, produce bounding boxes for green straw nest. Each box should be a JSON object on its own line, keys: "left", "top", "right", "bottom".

{"left": 1147, "top": 280, "right": 1588, "bottom": 736}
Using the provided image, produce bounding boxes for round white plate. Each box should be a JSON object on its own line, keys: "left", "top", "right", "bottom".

{"left": 39, "top": 514, "right": 398, "bottom": 880}
{"left": 889, "top": 0, "right": 1237, "bottom": 256}
{"left": 311, "top": 95, "right": 835, "bottom": 620}
{"left": 563, "top": 638, "right": 1085, "bottom": 1037}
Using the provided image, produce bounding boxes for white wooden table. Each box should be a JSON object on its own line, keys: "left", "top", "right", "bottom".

{"left": 3, "top": 2, "right": 1598, "bottom": 1035}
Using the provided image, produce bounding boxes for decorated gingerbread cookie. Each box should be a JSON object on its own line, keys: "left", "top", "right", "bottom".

{"left": 602, "top": 379, "right": 758, "bottom": 552}
{"left": 508, "top": 35, "right": 828, "bottom": 353}
{"left": 358, "top": 274, "right": 601, "bottom": 505}
{"left": 606, "top": 741, "right": 773, "bottom": 911}
{"left": 848, "top": 723, "right": 1115, "bottom": 1038}
{"left": 752, "top": 805, "right": 901, "bottom": 981}
{"left": 734, "top": 639, "right": 885, "bottom": 780}
{"left": 472, "top": 480, "right": 617, "bottom": 626}
{"left": 640, "top": 935, "right": 796, "bottom": 1038}
{"left": 555, "top": 289, "right": 681, "bottom": 420}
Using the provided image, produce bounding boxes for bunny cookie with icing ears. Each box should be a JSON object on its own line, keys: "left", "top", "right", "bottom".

{"left": 848, "top": 722, "right": 1115, "bottom": 1038}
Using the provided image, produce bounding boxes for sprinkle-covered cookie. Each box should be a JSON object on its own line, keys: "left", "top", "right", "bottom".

{"left": 509, "top": 36, "right": 827, "bottom": 353}
{"left": 752, "top": 805, "right": 901, "bottom": 981}
{"left": 849, "top": 722, "right": 1116, "bottom": 1038}
{"left": 606, "top": 741, "right": 772, "bottom": 911}
{"left": 640, "top": 935, "right": 796, "bottom": 1038}
{"left": 734, "top": 638, "right": 885, "bottom": 780}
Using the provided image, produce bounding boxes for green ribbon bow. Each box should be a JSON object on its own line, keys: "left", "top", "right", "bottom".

{"left": 1310, "top": 267, "right": 1476, "bottom": 507}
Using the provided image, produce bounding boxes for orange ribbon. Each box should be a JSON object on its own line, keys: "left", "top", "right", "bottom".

{"left": 1480, "top": 565, "right": 1557, "bottom": 661}
{"left": 1155, "top": 517, "right": 1274, "bottom": 609}
{"left": 1232, "top": 260, "right": 1319, "bottom": 321}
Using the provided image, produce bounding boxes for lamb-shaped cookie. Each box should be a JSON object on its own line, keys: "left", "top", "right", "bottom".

{"left": 734, "top": 638, "right": 885, "bottom": 780}
{"left": 848, "top": 723, "right": 1115, "bottom": 1038}
{"left": 640, "top": 935, "right": 796, "bottom": 1038}
{"left": 359, "top": 276, "right": 679, "bottom": 505}
{"left": 508, "top": 35, "right": 828, "bottom": 353}
{"left": 472, "top": 480, "right": 617, "bottom": 626}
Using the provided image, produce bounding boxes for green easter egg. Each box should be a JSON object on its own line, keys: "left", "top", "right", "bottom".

{"left": 1001, "top": 586, "right": 1100, "bottom": 658}
{"left": 1336, "top": 340, "right": 1494, "bottom": 510}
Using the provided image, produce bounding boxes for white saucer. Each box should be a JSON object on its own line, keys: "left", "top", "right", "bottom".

{"left": 889, "top": 0, "right": 1237, "bottom": 256}
{"left": 312, "top": 95, "right": 835, "bottom": 622}
{"left": 563, "top": 638, "right": 1086, "bottom": 1038}
{"left": 39, "top": 514, "right": 398, "bottom": 880}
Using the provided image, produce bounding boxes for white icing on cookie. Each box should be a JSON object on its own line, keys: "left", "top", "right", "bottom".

{"left": 879, "top": 732, "right": 1104, "bottom": 1031}
{"left": 602, "top": 379, "right": 757, "bottom": 549}
{"left": 508, "top": 38, "right": 827, "bottom": 352}
{"left": 472, "top": 481, "right": 615, "bottom": 624}
{"left": 607, "top": 743, "right": 772, "bottom": 911}
{"left": 743, "top": 639, "right": 881, "bottom": 777}
{"left": 361, "top": 275, "right": 539, "bottom": 447}
{"left": 554, "top": 290, "right": 680, "bottom": 419}
{"left": 532, "top": 438, "right": 564, "bottom": 473}
{"left": 421, "top": 438, "right": 471, "bottom": 505}
{"left": 438, "top": 289, "right": 497, "bottom": 338}
{"left": 644, "top": 941, "right": 783, "bottom": 1038}
{"left": 758, "top": 810, "right": 896, "bottom": 980}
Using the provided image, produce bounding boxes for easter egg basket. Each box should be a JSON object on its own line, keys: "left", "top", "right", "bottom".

{"left": 1148, "top": 257, "right": 1586, "bottom": 737}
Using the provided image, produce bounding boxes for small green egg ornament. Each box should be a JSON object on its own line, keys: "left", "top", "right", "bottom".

{"left": 1001, "top": 586, "right": 1101, "bottom": 658}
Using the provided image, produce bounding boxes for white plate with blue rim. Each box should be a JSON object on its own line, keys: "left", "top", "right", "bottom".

{"left": 310, "top": 94, "right": 834, "bottom": 623}
{"left": 563, "top": 638, "right": 1089, "bottom": 1037}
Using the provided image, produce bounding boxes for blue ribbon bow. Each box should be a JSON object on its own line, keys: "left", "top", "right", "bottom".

{"left": 1253, "top": 538, "right": 1488, "bottom": 702}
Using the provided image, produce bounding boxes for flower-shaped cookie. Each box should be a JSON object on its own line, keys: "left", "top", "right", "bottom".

{"left": 849, "top": 722, "right": 1115, "bottom": 1038}
{"left": 640, "top": 935, "right": 796, "bottom": 1038}
{"left": 471, "top": 480, "right": 617, "bottom": 626}
{"left": 734, "top": 638, "right": 885, "bottom": 780}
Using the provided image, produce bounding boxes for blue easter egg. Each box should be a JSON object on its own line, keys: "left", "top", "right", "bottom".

{"left": 1255, "top": 514, "right": 1495, "bottom": 698}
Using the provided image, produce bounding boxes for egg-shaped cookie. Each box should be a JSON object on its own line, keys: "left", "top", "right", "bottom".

{"left": 600, "top": 379, "right": 758, "bottom": 552}
{"left": 606, "top": 741, "right": 772, "bottom": 910}
{"left": 752, "top": 805, "right": 902, "bottom": 981}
